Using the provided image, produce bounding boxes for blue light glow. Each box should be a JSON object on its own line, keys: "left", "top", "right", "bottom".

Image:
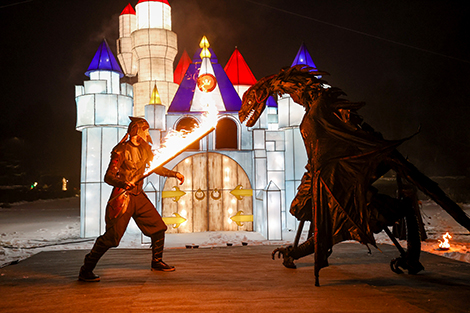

{"left": 85, "top": 39, "right": 124, "bottom": 77}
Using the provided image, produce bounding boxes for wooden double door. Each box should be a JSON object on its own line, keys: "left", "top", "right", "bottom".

{"left": 163, "top": 153, "right": 253, "bottom": 233}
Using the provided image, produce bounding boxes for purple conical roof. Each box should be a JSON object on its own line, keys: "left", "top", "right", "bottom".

{"left": 266, "top": 96, "right": 277, "bottom": 108}
{"left": 291, "top": 43, "right": 317, "bottom": 69}
{"left": 85, "top": 39, "right": 123, "bottom": 77}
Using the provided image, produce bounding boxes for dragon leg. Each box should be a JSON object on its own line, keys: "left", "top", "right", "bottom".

{"left": 389, "top": 182, "right": 425, "bottom": 274}
{"left": 388, "top": 150, "right": 470, "bottom": 231}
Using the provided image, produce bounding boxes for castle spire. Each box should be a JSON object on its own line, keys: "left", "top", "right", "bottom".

{"left": 120, "top": 3, "right": 136, "bottom": 15}
{"left": 291, "top": 43, "right": 319, "bottom": 76}
{"left": 174, "top": 50, "right": 192, "bottom": 84}
{"left": 150, "top": 84, "right": 162, "bottom": 105}
{"left": 224, "top": 47, "right": 257, "bottom": 86}
{"left": 137, "top": 0, "right": 169, "bottom": 4}
{"left": 85, "top": 39, "right": 123, "bottom": 77}
{"left": 169, "top": 38, "right": 241, "bottom": 112}
{"left": 199, "top": 36, "right": 211, "bottom": 59}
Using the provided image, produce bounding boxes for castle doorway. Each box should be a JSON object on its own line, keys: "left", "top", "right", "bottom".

{"left": 162, "top": 153, "right": 253, "bottom": 233}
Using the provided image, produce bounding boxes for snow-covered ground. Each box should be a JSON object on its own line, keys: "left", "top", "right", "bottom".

{"left": 1, "top": 197, "right": 469, "bottom": 268}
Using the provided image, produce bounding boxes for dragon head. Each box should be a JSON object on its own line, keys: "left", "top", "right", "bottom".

{"left": 239, "top": 74, "right": 276, "bottom": 127}
{"left": 239, "top": 66, "right": 329, "bottom": 127}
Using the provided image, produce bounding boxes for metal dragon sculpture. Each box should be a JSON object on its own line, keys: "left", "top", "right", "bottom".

{"left": 239, "top": 65, "right": 470, "bottom": 286}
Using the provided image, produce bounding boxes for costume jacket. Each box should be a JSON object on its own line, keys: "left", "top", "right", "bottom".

{"left": 104, "top": 140, "right": 177, "bottom": 219}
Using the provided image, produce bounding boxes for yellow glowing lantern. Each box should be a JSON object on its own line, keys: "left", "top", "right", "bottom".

{"left": 199, "top": 35, "right": 211, "bottom": 59}
{"left": 200, "top": 48, "right": 211, "bottom": 59}
{"left": 199, "top": 35, "right": 210, "bottom": 48}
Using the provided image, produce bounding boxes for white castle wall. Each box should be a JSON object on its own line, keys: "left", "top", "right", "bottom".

{"left": 75, "top": 71, "right": 134, "bottom": 237}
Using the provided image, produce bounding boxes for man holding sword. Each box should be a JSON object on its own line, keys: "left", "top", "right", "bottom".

{"left": 79, "top": 117, "right": 184, "bottom": 282}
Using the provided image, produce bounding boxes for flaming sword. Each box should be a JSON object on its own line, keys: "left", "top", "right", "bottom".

{"left": 143, "top": 103, "right": 218, "bottom": 179}
{"left": 108, "top": 103, "right": 218, "bottom": 204}
{"left": 141, "top": 125, "right": 215, "bottom": 181}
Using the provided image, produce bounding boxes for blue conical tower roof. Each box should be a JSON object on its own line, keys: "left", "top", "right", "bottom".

{"left": 291, "top": 43, "right": 317, "bottom": 69}
{"left": 266, "top": 96, "right": 277, "bottom": 108}
{"left": 85, "top": 39, "right": 123, "bottom": 77}
{"left": 168, "top": 48, "right": 241, "bottom": 112}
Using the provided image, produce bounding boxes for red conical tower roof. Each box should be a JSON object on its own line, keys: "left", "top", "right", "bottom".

{"left": 174, "top": 50, "right": 192, "bottom": 84}
{"left": 224, "top": 48, "right": 257, "bottom": 85}
{"left": 137, "top": 0, "right": 170, "bottom": 5}
{"left": 121, "top": 3, "right": 136, "bottom": 15}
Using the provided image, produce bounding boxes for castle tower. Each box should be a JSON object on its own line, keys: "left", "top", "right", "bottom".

{"left": 278, "top": 43, "right": 319, "bottom": 230}
{"left": 278, "top": 43, "right": 319, "bottom": 128}
{"left": 117, "top": 0, "right": 178, "bottom": 117}
{"left": 143, "top": 84, "right": 167, "bottom": 210}
{"left": 116, "top": 4, "right": 137, "bottom": 76}
{"left": 75, "top": 39, "right": 133, "bottom": 237}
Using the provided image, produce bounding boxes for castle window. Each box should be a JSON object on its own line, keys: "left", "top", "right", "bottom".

{"left": 215, "top": 118, "right": 238, "bottom": 149}
{"left": 176, "top": 117, "right": 200, "bottom": 150}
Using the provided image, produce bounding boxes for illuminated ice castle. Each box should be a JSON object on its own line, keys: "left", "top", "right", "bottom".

{"left": 75, "top": 0, "right": 320, "bottom": 241}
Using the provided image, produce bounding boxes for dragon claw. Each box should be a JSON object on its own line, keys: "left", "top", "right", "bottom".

{"left": 390, "top": 256, "right": 424, "bottom": 275}
{"left": 390, "top": 258, "right": 405, "bottom": 274}
{"left": 271, "top": 248, "right": 283, "bottom": 260}
{"left": 271, "top": 246, "right": 297, "bottom": 269}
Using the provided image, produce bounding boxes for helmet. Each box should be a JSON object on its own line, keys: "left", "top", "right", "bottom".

{"left": 128, "top": 117, "right": 153, "bottom": 144}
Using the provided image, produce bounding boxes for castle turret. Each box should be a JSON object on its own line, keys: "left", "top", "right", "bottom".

{"left": 278, "top": 43, "right": 319, "bottom": 128}
{"left": 191, "top": 36, "right": 226, "bottom": 112}
{"left": 75, "top": 39, "right": 133, "bottom": 237}
{"left": 146, "top": 84, "right": 166, "bottom": 141}
{"left": 118, "top": 0, "right": 178, "bottom": 117}
{"left": 117, "top": 4, "right": 137, "bottom": 76}
{"left": 278, "top": 43, "right": 318, "bottom": 230}
{"left": 143, "top": 84, "right": 167, "bottom": 210}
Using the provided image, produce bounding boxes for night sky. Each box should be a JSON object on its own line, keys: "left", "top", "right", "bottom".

{"left": 1, "top": 0, "right": 469, "bottom": 189}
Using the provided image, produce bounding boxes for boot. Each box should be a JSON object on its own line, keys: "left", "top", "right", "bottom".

{"left": 78, "top": 238, "right": 109, "bottom": 282}
{"left": 151, "top": 231, "right": 175, "bottom": 272}
{"left": 78, "top": 266, "right": 100, "bottom": 282}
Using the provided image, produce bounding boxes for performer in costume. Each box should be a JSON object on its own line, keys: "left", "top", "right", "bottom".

{"left": 79, "top": 117, "right": 184, "bottom": 282}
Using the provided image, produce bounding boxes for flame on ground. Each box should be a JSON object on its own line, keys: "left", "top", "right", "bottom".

{"left": 144, "top": 102, "right": 218, "bottom": 176}
{"left": 438, "top": 232, "right": 452, "bottom": 249}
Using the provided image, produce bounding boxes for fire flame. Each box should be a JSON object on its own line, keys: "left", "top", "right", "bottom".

{"left": 438, "top": 232, "right": 452, "bottom": 249}
{"left": 144, "top": 101, "right": 218, "bottom": 176}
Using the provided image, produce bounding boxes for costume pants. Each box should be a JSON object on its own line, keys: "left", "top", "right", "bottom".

{"left": 96, "top": 191, "right": 167, "bottom": 249}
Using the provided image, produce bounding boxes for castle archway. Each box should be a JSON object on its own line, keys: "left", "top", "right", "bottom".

{"left": 175, "top": 117, "right": 200, "bottom": 150}
{"left": 162, "top": 153, "right": 253, "bottom": 233}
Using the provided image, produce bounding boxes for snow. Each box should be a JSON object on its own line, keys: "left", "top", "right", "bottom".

{"left": 374, "top": 200, "right": 470, "bottom": 263}
{"left": 1, "top": 197, "right": 469, "bottom": 268}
